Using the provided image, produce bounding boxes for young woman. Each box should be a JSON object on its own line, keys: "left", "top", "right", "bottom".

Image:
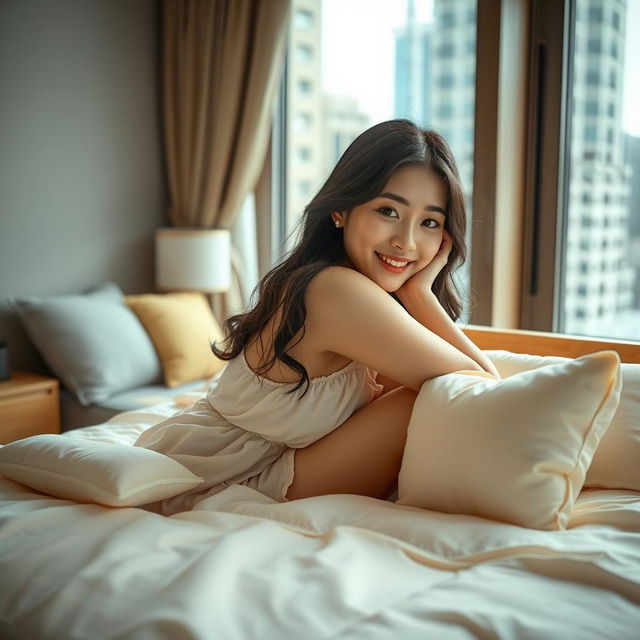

{"left": 135, "top": 119, "right": 499, "bottom": 515}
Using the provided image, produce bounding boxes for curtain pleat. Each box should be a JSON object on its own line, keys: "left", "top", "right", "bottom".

{"left": 163, "top": 0, "right": 289, "bottom": 230}
{"left": 161, "top": 0, "right": 289, "bottom": 315}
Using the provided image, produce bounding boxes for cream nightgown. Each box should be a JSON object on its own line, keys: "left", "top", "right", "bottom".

{"left": 135, "top": 352, "right": 384, "bottom": 515}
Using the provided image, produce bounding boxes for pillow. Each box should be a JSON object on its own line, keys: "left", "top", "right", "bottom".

{"left": 397, "top": 351, "right": 621, "bottom": 530}
{"left": 125, "top": 292, "right": 225, "bottom": 387}
{"left": 487, "top": 349, "right": 640, "bottom": 491}
{"left": 0, "top": 434, "right": 203, "bottom": 507}
{"left": 12, "top": 283, "right": 162, "bottom": 406}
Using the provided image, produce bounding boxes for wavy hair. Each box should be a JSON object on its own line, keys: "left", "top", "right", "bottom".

{"left": 212, "top": 119, "right": 468, "bottom": 395}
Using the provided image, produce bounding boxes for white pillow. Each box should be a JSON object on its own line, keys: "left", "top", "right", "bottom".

{"left": 397, "top": 351, "right": 621, "bottom": 530}
{"left": 0, "top": 435, "right": 203, "bottom": 507}
{"left": 487, "top": 350, "right": 640, "bottom": 491}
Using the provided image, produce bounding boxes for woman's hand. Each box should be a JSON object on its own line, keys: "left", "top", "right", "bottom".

{"left": 397, "top": 229, "right": 453, "bottom": 299}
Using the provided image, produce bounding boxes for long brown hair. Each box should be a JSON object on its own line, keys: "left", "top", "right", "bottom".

{"left": 213, "top": 119, "right": 468, "bottom": 394}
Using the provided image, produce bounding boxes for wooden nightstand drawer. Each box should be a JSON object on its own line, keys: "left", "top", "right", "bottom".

{"left": 0, "top": 373, "right": 60, "bottom": 444}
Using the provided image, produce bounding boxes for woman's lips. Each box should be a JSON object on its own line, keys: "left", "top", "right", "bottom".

{"left": 375, "top": 252, "right": 412, "bottom": 273}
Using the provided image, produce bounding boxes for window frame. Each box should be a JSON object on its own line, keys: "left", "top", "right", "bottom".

{"left": 272, "top": 0, "right": 597, "bottom": 338}
{"left": 470, "top": 0, "right": 531, "bottom": 328}
{"left": 518, "top": 0, "right": 575, "bottom": 332}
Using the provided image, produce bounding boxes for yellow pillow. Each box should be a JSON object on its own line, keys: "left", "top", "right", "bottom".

{"left": 397, "top": 351, "right": 621, "bottom": 530}
{"left": 125, "top": 293, "right": 225, "bottom": 387}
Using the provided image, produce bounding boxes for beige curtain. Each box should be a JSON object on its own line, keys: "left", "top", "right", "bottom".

{"left": 162, "top": 0, "right": 289, "bottom": 318}
{"left": 163, "top": 0, "right": 289, "bottom": 229}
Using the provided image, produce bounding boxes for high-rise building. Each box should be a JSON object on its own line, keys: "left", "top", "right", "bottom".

{"left": 563, "top": 0, "right": 635, "bottom": 336}
{"left": 394, "top": 0, "right": 476, "bottom": 193}
{"left": 394, "top": 20, "right": 432, "bottom": 126}
{"left": 623, "top": 132, "right": 640, "bottom": 306}
{"left": 287, "top": 0, "right": 323, "bottom": 238}
{"left": 322, "top": 94, "right": 370, "bottom": 170}
{"left": 394, "top": 0, "right": 477, "bottom": 309}
{"left": 394, "top": 0, "right": 637, "bottom": 337}
{"left": 429, "top": 0, "right": 477, "bottom": 193}
{"left": 624, "top": 133, "right": 640, "bottom": 235}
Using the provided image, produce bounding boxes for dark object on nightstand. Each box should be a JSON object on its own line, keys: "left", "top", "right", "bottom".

{"left": 0, "top": 341, "right": 10, "bottom": 381}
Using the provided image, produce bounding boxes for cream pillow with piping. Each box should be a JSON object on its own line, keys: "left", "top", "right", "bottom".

{"left": 397, "top": 351, "right": 621, "bottom": 530}
{"left": 486, "top": 350, "right": 640, "bottom": 491}
{"left": 0, "top": 435, "right": 203, "bottom": 507}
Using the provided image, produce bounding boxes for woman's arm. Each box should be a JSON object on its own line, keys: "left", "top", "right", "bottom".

{"left": 394, "top": 230, "right": 500, "bottom": 378}
{"left": 396, "top": 288, "right": 500, "bottom": 378}
{"left": 304, "top": 267, "right": 486, "bottom": 392}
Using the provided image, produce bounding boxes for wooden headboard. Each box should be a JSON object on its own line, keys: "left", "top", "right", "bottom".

{"left": 464, "top": 325, "right": 640, "bottom": 364}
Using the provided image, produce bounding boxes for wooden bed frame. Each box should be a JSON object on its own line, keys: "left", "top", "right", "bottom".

{"left": 464, "top": 325, "right": 640, "bottom": 364}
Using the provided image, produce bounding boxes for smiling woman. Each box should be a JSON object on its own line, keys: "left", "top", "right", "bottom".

{"left": 331, "top": 165, "right": 447, "bottom": 290}
{"left": 134, "top": 119, "right": 498, "bottom": 512}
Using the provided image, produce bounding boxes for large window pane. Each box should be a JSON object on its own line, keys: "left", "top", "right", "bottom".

{"left": 560, "top": 0, "right": 640, "bottom": 340}
{"left": 285, "top": 0, "right": 477, "bottom": 303}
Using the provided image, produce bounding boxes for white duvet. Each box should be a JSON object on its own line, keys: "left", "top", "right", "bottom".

{"left": 1, "top": 401, "right": 639, "bottom": 640}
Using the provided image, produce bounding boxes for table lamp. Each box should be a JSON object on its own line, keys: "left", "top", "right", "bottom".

{"left": 155, "top": 228, "right": 232, "bottom": 293}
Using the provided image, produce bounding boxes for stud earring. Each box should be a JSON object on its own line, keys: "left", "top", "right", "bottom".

{"left": 334, "top": 220, "right": 341, "bottom": 228}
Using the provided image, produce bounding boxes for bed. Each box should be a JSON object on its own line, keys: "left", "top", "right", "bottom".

{"left": 0, "top": 326, "right": 639, "bottom": 639}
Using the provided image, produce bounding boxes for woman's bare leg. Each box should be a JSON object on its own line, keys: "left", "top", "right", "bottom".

{"left": 286, "top": 387, "right": 417, "bottom": 500}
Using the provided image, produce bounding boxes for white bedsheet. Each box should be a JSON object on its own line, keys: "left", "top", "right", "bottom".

{"left": 1, "top": 404, "right": 639, "bottom": 640}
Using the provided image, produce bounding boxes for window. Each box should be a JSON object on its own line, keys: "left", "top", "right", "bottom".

{"left": 293, "top": 112, "right": 313, "bottom": 131}
{"left": 298, "top": 180, "right": 311, "bottom": 197}
{"left": 613, "top": 10, "right": 620, "bottom": 30}
{"left": 441, "top": 10, "right": 455, "bottom": 28}
{"left": 556, "top": 0, "right": 639, "bottom": 340}
{"left": 275, "top": 0, "right": 639, "bottom": 344}
{"left": 284, "top": 0, "right": 478, "bottom": 270}
{"left": 438, "top": 74, "right": 455, "bottom": 88}
{"left": 438, "top": 43, "right": 455, "bottom": 57}
{"left": 589, "top": 6, "right": 603, "bottom": 23}
{"left": 294, "top": 8, "right": 314, "bottom": 28}
{"left": 298, "top": 146, "right": 312, "bottom": 161}
{"left": 298, "top": 78, "right": 313, "bottom": 93}
{"left": 438, "top": 103, "right": 453, "bottom": 118}
{"left": 587, "top": 38, "right": 601, "bottom": 54}
{"left": 295, "top": 44, "right": 313, "bottom": 63}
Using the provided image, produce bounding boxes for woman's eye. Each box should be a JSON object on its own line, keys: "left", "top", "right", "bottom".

{"left": 422, "top": 218, "right": 440, "bottom": 228}
{"left": 376, "top": 207, "right": 398, "bottom": 218}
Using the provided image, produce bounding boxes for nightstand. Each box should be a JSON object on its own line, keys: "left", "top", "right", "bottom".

{"left": 0, "top": 372, "right": 60, "bottom": 444}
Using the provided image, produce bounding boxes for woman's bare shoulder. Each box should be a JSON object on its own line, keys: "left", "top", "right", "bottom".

{"left": 303, "top": 265, "right": 480, "bottom": 391}
{"left": 306, "top": 265, "right": 386, "bottom": 302}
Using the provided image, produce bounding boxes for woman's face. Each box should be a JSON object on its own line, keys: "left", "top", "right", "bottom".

{"left": 333, "top": 165, "right": 447, "bottom": 292}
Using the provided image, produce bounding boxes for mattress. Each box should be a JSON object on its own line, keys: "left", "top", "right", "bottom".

{"left": 0, "top": 399, "right": 639, "bottom": 639}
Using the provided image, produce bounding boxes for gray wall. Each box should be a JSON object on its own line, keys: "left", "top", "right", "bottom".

{"left": 0, "top": 0, "right": 166, "bottom": 373}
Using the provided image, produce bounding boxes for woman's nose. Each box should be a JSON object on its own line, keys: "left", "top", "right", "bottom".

{"left": 391, "top": 225, "right": 416, "bottom": 251}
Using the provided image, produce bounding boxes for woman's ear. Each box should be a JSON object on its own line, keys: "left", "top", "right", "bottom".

{"left": 331, "top": 212, "right": 346, "bottom": 228}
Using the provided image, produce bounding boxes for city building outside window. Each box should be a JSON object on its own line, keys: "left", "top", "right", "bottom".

{"left": 560, "top": 0, "right": 639, "bottom": 340}
{"left": 285, "top": 0, "right": 477, "bottom": 310}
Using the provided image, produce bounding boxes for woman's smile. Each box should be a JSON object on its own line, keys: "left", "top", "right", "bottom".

{"left": 375, "top": 252, "right": 413, "bottom": 273}
{"left": 334, "top": 165, "right": 447, "bottom": 291}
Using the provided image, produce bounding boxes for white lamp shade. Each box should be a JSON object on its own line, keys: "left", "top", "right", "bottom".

{"left": 155, "top": 228, "right": 231, "bottom": 293}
